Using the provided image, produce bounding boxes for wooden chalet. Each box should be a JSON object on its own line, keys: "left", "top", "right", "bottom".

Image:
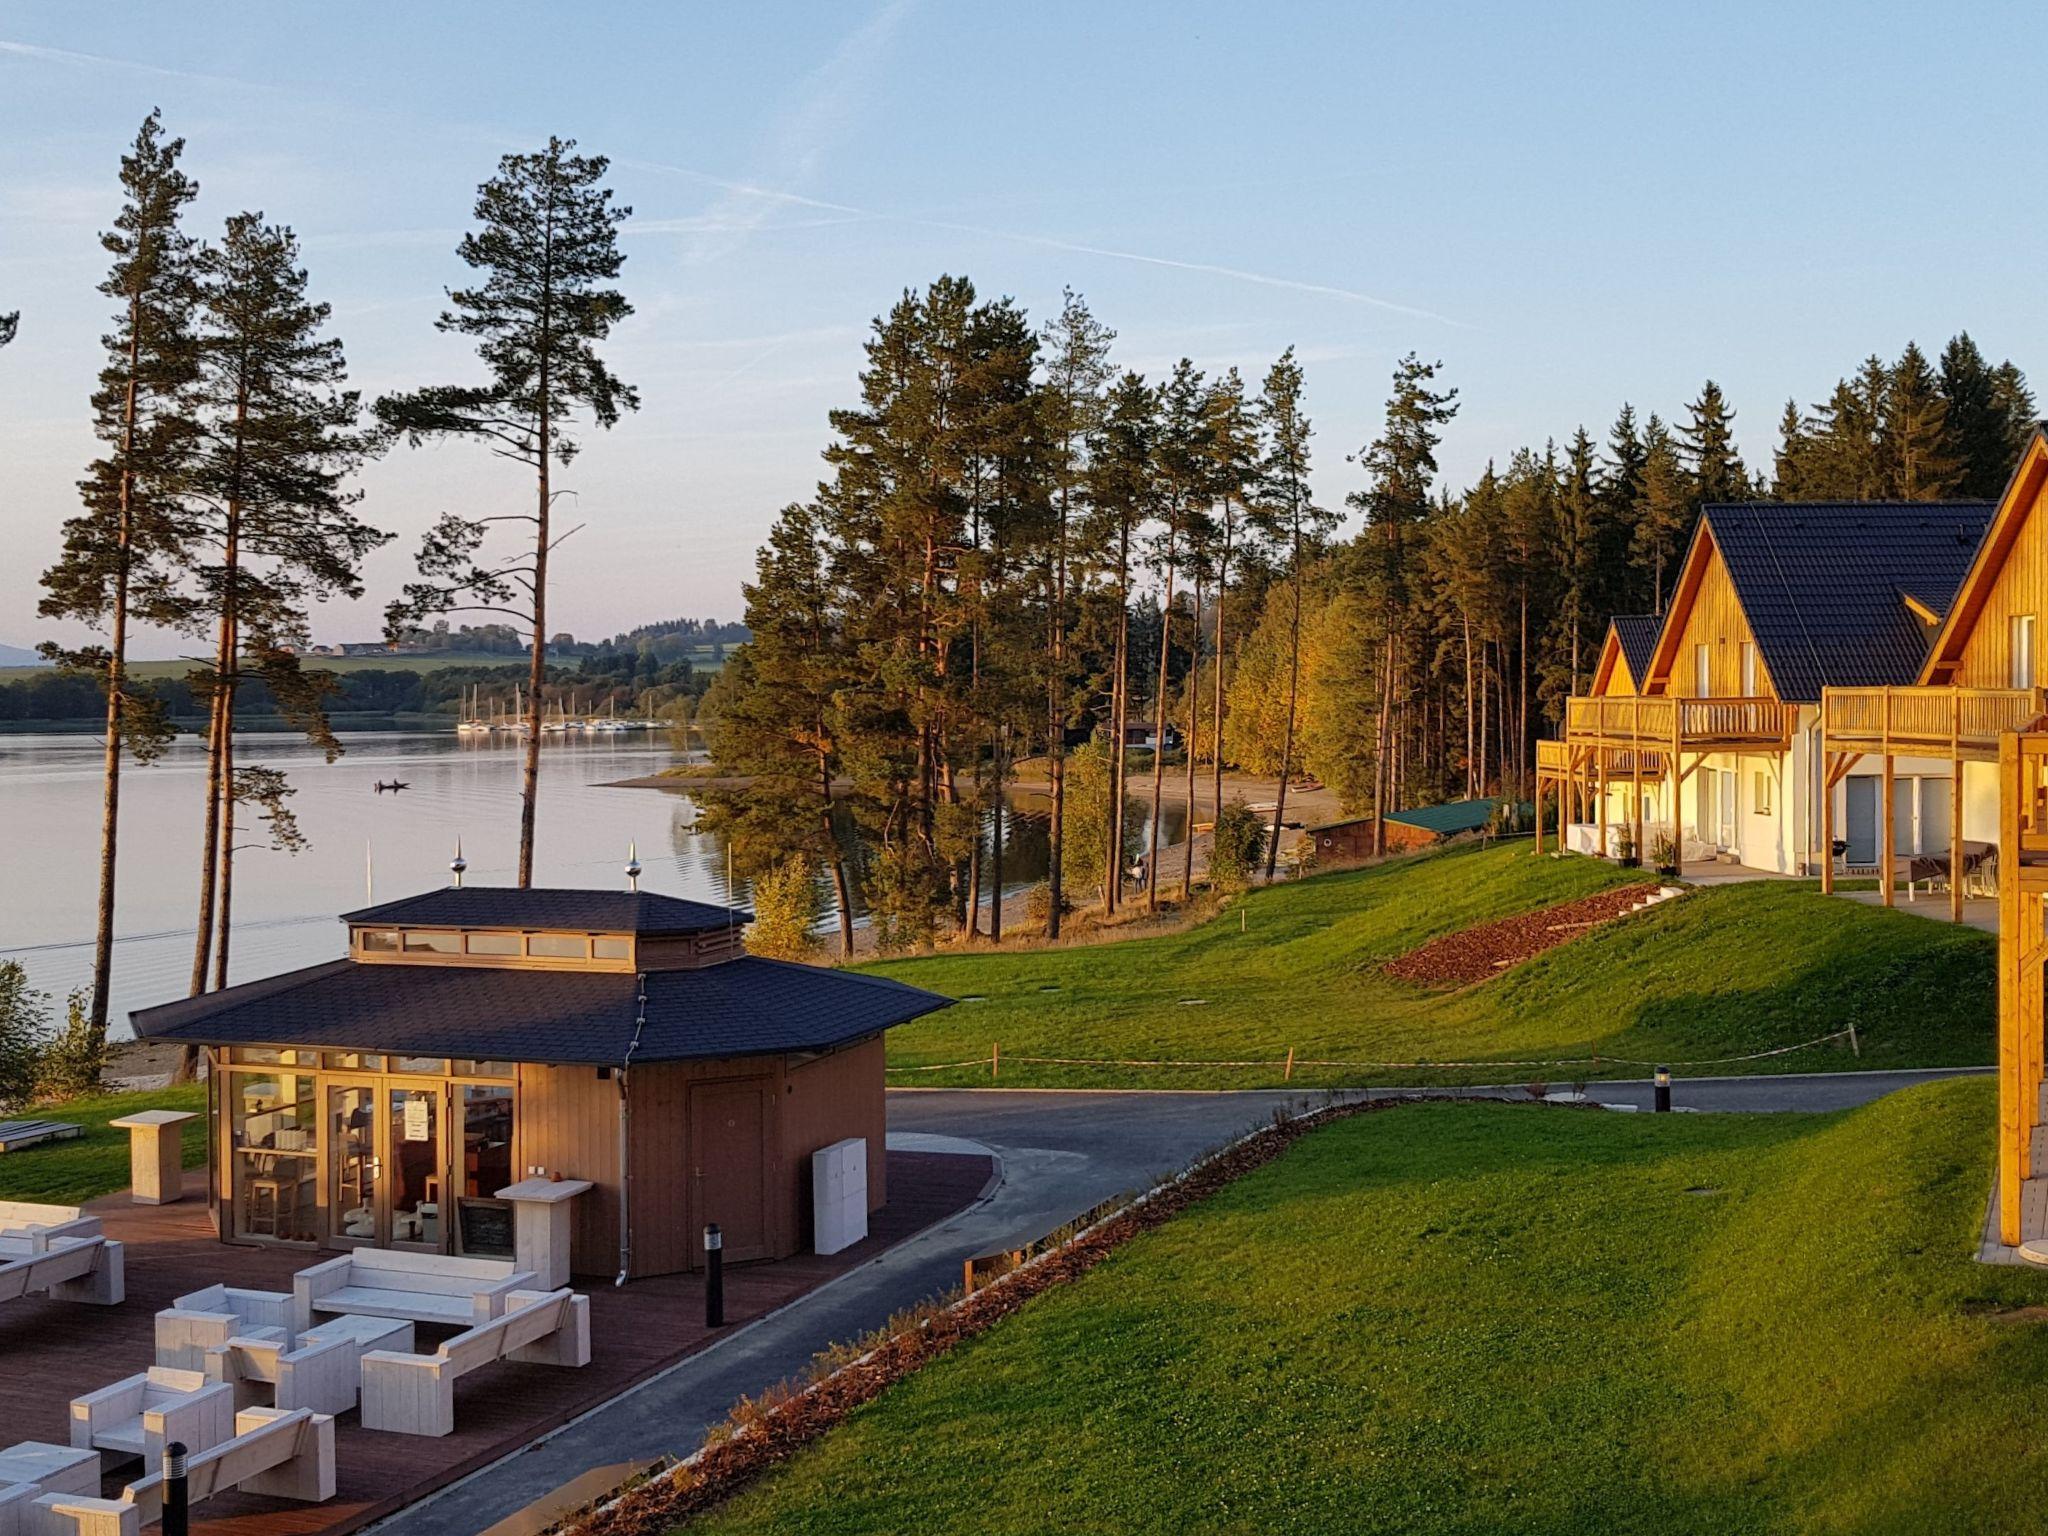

{"left": 130, "top": 887, "right": 951, "bottom": 1280}
{"left": 1536, "top": 497, "right": 1997, "bottom": 882}
{"left": 1820, "top": 426, "right": 2048, "bottom": 918}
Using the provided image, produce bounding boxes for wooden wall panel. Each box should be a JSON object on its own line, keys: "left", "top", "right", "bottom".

{"left": 1954, "top": 479, "right": 2048, "bottom": 689}
{"left": 627, "top": 1062, "right": 693, "bottom": 1277}
{"left": 781, "top": 1036, "right": 890, "bottom": 1254}
{"left": 515, "top": 1063, "right": 622, "bottom": 1279}
{"left": 1661, "top": 543, "right": 1774, "bottom": 698}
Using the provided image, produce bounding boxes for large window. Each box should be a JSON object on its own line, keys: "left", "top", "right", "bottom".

{"left": 2013, "top": 614, "right": 2037, "bottom": 690}
{"left": 230, "top": 1072, "right": 319, "bottom": 1243}
{"left": 1694, "top": 643, "right": 1712, "bottom": 697}
{"left": 1740, "top": 642, "right": 1758, "bottom": 696}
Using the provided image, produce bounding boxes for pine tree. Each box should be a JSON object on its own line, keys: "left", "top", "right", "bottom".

{"left": 1631, "top": 415, "right": 1688, "bottom": 613}
{"left": 37, "top": 110, "right": 201, "bottom": 1052}
{"left": 1034, "top": 290, "right": 1114, "bottom": 936}
{"left": 1145, "top": 358, "right": 1211, "bottom": 910}
{"left": 0, "top": 312, "right": 16, "bottom": 348}
{"left": 1772, "top": 399, "right": 1810, "bottom": 499}
{"left": 702, "top": 503, "right": 859, "bottom": 954}
{"left": 179, "top": 212, "right": 386, "bottom": 1023}
{"left": 1598, "top": 403, "right": 1646, "bottom": 613}
{"left": 1937, "top": 334, "right": 2034, "bottom": 499}
{"left": 1085, "top": 370, "right": 1160, "bottom": 912}
{"left": 377, "top": 137, "right": 637, "bottom": 886}
{"left": 1677, "top": 380, "right": 1747, "bottom": 525}
{"left": 1883, "top": 342, "right": 1959, "bottom": 500}
{"left": 1253, "top": 348, "right": 1335, "bottom": 873}
{"left": 1349, "top": 352, "right": 1457, "bottom": 850}
{"left": 1200, "top": 368, "right": 1261, "bottom": 849}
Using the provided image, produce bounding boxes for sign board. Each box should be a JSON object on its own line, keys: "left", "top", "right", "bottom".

{"left": 457, "top": 1197, "right": 515, "bottom": 1256}
{"left": 402, "top": 1095, "right": 431, "bottom": 1143}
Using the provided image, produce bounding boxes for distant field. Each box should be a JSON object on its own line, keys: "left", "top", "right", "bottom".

{"left": 0, "top": 646, "right": 729, "bottom": 682}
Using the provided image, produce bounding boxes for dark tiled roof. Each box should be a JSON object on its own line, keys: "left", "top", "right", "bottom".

{"left": 340, "top": 886, "right": 749, "bottom": 937}
{"left": 1702, "top": 500, "right": 1995, "bottom": 702}
{"left": 130, "top": 956, "right": 948, "bottom": 1064}
{"left": 1609, "top": 616, "right": 1661, "bottom": 687}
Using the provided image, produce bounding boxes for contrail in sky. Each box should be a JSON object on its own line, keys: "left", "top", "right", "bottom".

{"left": 0, "top": 37, "right": 273, "bottom": 90}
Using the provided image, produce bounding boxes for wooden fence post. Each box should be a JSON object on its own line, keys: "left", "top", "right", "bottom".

{"left": 991, "top": 1042, "right": 1000, "bottom": 1081}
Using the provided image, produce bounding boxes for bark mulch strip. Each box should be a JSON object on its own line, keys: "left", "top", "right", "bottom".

{"left": 1382, "top": 882, "right": 1665, "bottom": 987}
{"left": 566, "top": 1098, "right": 1401, "bottom": 1536}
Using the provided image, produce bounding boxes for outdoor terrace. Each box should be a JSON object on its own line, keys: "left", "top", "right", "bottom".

{"left": 0, "top": 1153, "right": 991, "bottom": 1536}
{"left": 1562, "top": 694, "right": 1798, "bottom": 753}
{"left": 1821, "top": 685, "right": 2047, "bottom": 763}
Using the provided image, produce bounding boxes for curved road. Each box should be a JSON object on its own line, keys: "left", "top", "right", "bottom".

{"left": 372, "top": 1067, "right": 1985, "bottom": 1536}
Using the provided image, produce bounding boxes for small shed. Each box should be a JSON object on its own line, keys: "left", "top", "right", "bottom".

{"left": 1306, "top": 797, "right": 1527, "bottom": 859}
{"left": 131, "top": 887, "right": 951, "bottom": 1279}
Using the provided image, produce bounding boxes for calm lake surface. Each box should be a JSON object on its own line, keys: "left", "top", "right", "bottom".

{"left": 0, "top": 730, "right": 720, "bottom": 1038}
{"left": 1, "top": 730, "right": 1184, "bottom": 1039}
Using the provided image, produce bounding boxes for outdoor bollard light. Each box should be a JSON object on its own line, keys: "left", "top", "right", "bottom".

{"left": 163, "top": 1442, "right": 190, "bottom": 1536}
{"left": 705, "top": 1223, "right": 725, "bottom": 1328}
{"left": 1654, "top": 1065, "right": 1672, "bottom": 1114}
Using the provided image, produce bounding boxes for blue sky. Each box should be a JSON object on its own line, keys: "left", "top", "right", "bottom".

{"left": 4, "top": 1, "right": 2044, "bottom": 654}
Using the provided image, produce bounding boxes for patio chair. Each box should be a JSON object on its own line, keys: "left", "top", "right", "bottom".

{"left": 68, "top": 1368, "right": 233, "bottom": 1464}
{"left": 155, "top": 1285, "right": 296, "bottom": 1370}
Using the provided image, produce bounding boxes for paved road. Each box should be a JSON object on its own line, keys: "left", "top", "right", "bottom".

{"left": 371, "top": 1067, "right": 1986, "bottom": 1536}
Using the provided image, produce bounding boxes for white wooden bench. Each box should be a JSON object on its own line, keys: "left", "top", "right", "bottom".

{"left": 293, "top": 1249, "right": 535, "bottom": 1332}
{"left": 205, "top": 1314, "right": 413, "bottom": 1416}
{"left": 0, "top": 1445, "right": 99, "bottom": 1536}
{"left": 0, "top": 1204, "right": 100, "bottom": 1245}
{"left": 68, "top": 1368, "right": 233, "bottom": 1464}
{"left": 360, "top": 1288, "right": 590, "bottom": 1437}
{"left": 155, "top": 1285, "right": 297, "bottom": 1371}
{"left": 0, "top": 1235, "right": 124, "bottom": 1307}
{"left": 33, "top": 1407, "right": 334, "bottom": 1536}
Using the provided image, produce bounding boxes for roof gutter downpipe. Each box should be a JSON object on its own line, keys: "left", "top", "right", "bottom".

{"left": 616, "top": 975, "right": 650, "bottom": 1289}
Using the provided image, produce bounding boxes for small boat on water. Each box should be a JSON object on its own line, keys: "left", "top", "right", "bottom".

{"left": 373, "top": 780, "right": 411, "bottom": 793}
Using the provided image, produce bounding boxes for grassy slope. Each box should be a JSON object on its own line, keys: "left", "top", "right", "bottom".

{"left": 701, "top": 1080, "right": 2048, "bottom": 1535}
{"left": 871, "top": 843, "right": 1994, "bottom": 1088}
{"left": 0, "top": 1085, "right": 206, "bottom": 1205}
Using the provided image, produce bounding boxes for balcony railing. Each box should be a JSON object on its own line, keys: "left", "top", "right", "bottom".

{"left": 1821, "top": 685, "right": 2048, "bottom": 761}
{"left": 1562, "top": 694, "right": 1796, "bottom": 751}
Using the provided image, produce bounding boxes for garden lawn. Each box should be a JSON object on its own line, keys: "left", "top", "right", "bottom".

{"left": 698, "top": 1080, "right": 2048, "bottom": 1535}
{"left": 0, "top": 1085, "right": 206, "bottom": 1205}
{"left": 872, "top": 842, "right": 1994, "bottom": 1088}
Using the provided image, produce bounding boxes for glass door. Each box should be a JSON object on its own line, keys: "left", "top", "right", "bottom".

{"left": 388, "top": 1085, "right": 445, "bottom": 1251}
{"left": 328, "top": 1082, "right": 381, "bottom": 1247}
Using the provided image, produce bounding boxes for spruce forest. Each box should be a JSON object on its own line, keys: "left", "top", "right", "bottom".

{"left": 702, "top": 274, "right": 2037, "bottom": 950}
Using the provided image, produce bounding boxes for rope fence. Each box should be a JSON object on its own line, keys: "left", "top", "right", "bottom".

{"left": 886, "top": 1025, "right": 1863, "bottom": 1079}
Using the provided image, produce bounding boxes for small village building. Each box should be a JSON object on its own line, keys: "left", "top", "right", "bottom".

{"left": 1306, "top": 797, "right": 1523, "bottom": 859}
{"left": 131, "top": 887, "right": 951, "bottom": 1279}
{"left": 1538, "top": 498, "right": 1999, "bottom": 879}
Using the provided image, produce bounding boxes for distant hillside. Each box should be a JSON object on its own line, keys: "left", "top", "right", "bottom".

{"left": 0, "top": 643, "right": 46, "bottom": 667}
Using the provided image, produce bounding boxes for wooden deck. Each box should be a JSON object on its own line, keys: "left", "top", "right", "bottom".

{"left": 0, "top": 1152, "right": 992, "bottom": 1536}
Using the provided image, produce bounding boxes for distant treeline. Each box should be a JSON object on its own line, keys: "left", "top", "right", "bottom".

{"left": 0, "top": 652, "right": 714, "bottom": 725}
{"left": 387, "top": 617, "right": 750, "bottom": 659}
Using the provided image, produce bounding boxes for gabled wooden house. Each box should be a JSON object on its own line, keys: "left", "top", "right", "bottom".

{"left": 1821, "top": 426, "right": 2048, "bottom": 918}
{"left": 1537, "top": 497, "right": 1997, "bottom": 878}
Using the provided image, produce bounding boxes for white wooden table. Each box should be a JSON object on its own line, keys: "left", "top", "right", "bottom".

{"left": 494, "top": 1179, "right": 593, "bottom": 1289}
{"left": 107, "top": 1110, "right": 198, "bottom": 1206}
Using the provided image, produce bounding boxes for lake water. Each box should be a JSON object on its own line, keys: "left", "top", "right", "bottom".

{"left": 0, "top": 730, "right": 1183, "bottom": 1039}
{"left": 0, "top": 729, "right": 721, "bottom": 1038}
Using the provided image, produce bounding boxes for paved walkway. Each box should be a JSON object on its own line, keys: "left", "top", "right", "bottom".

{"left": 370, "top": 1069, "right": 1988, "bottom": 1536}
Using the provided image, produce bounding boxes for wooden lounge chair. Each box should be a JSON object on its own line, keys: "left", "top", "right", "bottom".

{"left": 33, "top": 1408, "right": 333, "bottom": 1536}
{"left": 0, "top": 1234, "right": 124, "bottom": 1308}
{"left": 0, "top": 1203, "right": 99, "bottom": 1245}
{"left": 204, "top": 1314, "right": 413, "bottom": 1416}
{"left": 292, "top": 1248, "right": 534, "bottom": 1331}
{"left": 359, "top": 1288, "right": 590, "bottom": 1437}
{"left": 155, "top": 1285, "right": 296, "bottom": 1371}
{"left": 69, "top": 1368, "right": 233, "bottom": 1464}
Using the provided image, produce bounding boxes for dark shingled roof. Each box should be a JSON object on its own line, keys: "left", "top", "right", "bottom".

{"left": 130, "top": 955, "right": 950, "bottom": 1064}
{"left": 1699, "top": 500, "right": 1995, "bottom": 703}
{"left": 341, "top": 886, "right": 750, "bottom": 937}
{"left": 1383, "top": 797, "right": 1524, "bottom": 836}
{"left": 1609, "top": 615, "right": 1661, "bottom": 688}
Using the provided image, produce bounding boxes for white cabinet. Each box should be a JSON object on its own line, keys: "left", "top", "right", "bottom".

{"left": 810, "top": 1138, "right": 868, "bottom": 1256}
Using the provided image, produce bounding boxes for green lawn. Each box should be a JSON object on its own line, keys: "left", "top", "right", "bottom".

{"left": 0, "top": 1085, "right": 206, "bottom": 1205}
{"left": 872, "top": 843, "right": 1995, "bottom": 1088}
{"left": 699, "top": 1080, "right": 2048, "bottom": 1535}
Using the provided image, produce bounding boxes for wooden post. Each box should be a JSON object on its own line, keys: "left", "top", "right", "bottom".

{"left": 1671, "top": 712, "right": 1684, "bottom": 881}
{"left": 1951, "top": 709, "right": 1966, "bottom": 924}
{"left": 1819, "top": 752, "right": 1835, "bottom": 894}
{"left": 1880, "top": 751, "right": 1896, "bottom": 908}
{"left": 1283, "top": 1046, "right": 1295, "bottom": 1081}
{"left": 1596, "top": 748, "right": 1608, "bottom": 858}
{"left": 991, "top": 1042, "right": 1000, "bottom": 1081}
{"left": 1999, "top": 732, "right": 2024, "bottom": 1245}
{"left": 1534, "top": 768, "right": 1545, "bottom": 854}
{"left": 1630, "top": 697, "right": 1644, "bottom": 865}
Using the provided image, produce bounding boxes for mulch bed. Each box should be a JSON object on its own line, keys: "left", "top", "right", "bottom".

{"left": 1382, "top": 882, "right": 1665, "bottom": 987}
{"left": 568, "top": 1098, "right": 1399, "bottom": 1536}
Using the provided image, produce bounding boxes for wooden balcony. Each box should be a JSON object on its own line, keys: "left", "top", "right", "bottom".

{"left": 1562, "top": 695, "right": 1797, "bottom": 753}
{"left": 1821, "top": 685, "right": 2048, "bottom": 764}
